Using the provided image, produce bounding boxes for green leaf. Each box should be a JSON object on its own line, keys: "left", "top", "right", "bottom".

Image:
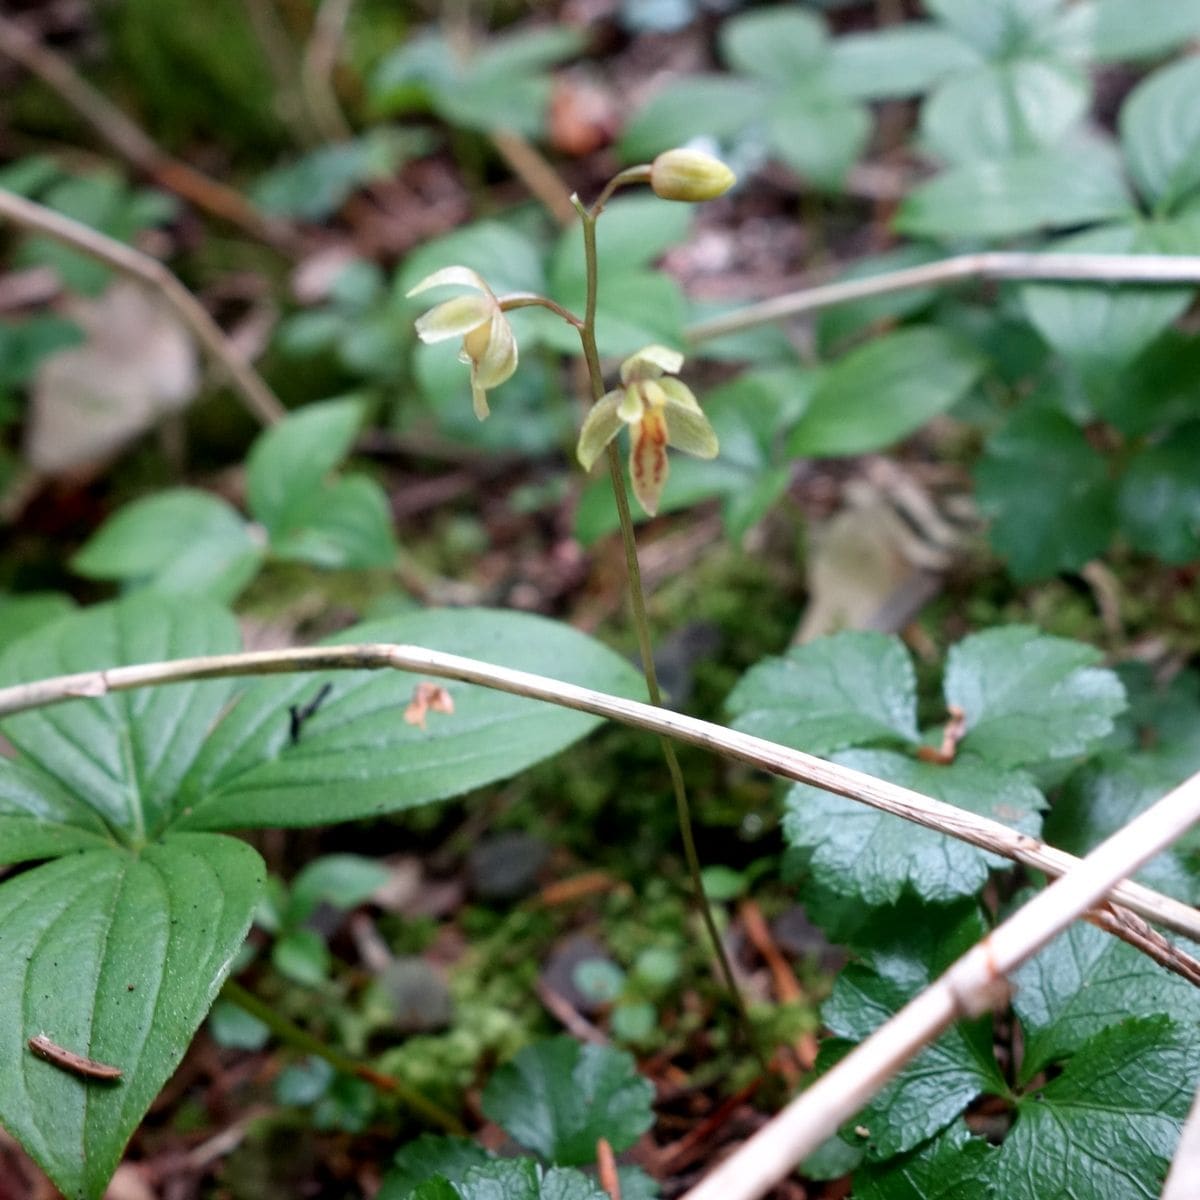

{"left": 414, "top": 1161, "right": 608, "bottom": 1200}
{"left": 943, "top": 626, "right": 1126, "bottom": 767}
{"left": 1049, "top": 754, "right": 1200, "bottom": 903}
{"left": 788, "top": 328, "right": 983, "bottom": 457}
{"left": 924, "top": 0, "right": 1063, "bottom": 57}
{"left": 0, "top": 833, "right": 263, "bottom": 1200}
{"left": 1118, "top": 424, "right": 1200, "bottom": 564}
{"left": 398, "top": 221, "right": 546, "bottom": 300}
{"left": 272, "top": 928, "right": 331, "bottom": 986}
{"left": 549, "top": 270, "right": 687, "bottom": 360}
{"left": 0, "top": 757, "right": 115, "bottom": 866}
{"left": 821, "top": 901, "right": 1007, "bottom": 1156}
{"left": 895, "top": 146, "right": 1133, "bottom": 241}
{"left": 0, "top": 594, "right": 241, "bottom": 841}
{"left": 827, "top": 25, "right": 979, "bottom": 100}
{"left": 252, "top": 130, "right": 431, "bottom": 221}
{"left": 176, "top": 609, "right": 643, "bottom": 830}
{"left": 286, "top": 854, "right": 391, "bottom": 925}
{"left": 270, "top": 474, "right": 397, "bottom": 570}
{"left": 1012, "top": 921, "right": 1200, "bottom": 1081}
{"left": 0, "top": 592, "right": 75, "bottom": 653}
{"left": 1020, "top": 221, "right": 1197, "bottom": 383}
{"left": 994, "top": 1018, "right": 1199, "bottom": 1200}
{"left": 1119, "top": 56, "right": 1200, "bottom": 212}
{"left": 480, "top": 1037, "right": 654, "bottom": 1165}
{"left": 766, "top": 86, "right": 871, "bottom": 188}
{"left": 71, "top": 488, "right": 264, "bottom": 604}
{"left": 246, "top": 398, "right": 364, "bottom": 540}
{"left": 1093, "top": 0, "right": 1200, "bottom": 61}
{"left": 719, "top": 7, "right": 827, "bottom": 82}
{"left": 381, "top": 1135, "right": 493, "bottom": 1200}
{"left": 784, "top": 750, "right": 1045, "bottom": 904}
{"left": 920, "top": 60, "right": 1089, "bottom": 165}
{"left": 726, "top": 632, "right": 919, "bottom": 755}
{"left": 617, "top": 77, "right": 768, "bottom": 162}
{"left": 854, "top": 1121, "right": 998, "bottom": 1200}
{"left": 549, "top": 196, "right": 692, "bottom": 293}
{"left": 974, "top": 407, "right": 1116, "bottom": 581}
{"left": 0, "top": 317, "right": 83, "bottom": 392}
{"left": 469, "top": 27, "right": 585, "bottom": 81}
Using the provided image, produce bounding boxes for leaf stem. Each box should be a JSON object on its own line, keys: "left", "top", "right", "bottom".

{"left": 220, "top": 979, "right": 466, "bottom": 1134}
{"left": 576, "top": 194, "right": 757, "bottom": 1051}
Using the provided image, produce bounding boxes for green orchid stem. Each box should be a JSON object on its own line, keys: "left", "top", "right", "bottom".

{"left": 577, "top": 202, "right": 757, "bottom": 1056}
{"left": 220, "top": 979, "right": 466, "bottom": 1135}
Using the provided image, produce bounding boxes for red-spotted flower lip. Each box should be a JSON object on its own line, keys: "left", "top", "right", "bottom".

{"left": 576, "top": 344, "right": 719, "bottom": 517}
{"left": 408, "top": 266, "right": 518, "bottom": 420}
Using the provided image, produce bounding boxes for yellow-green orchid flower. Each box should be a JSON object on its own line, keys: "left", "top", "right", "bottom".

{"left": 576, "top": 345, "right": 718, "bottom": 517}
{"left": 407, "top": 266, "right": 518, "bottom": 420}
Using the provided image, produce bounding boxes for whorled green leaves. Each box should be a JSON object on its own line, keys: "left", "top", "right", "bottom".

{"left": 0, "top": 593, "right": 646, "bottom": 1197}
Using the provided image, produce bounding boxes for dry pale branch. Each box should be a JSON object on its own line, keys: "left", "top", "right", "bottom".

{"left": 0, "top": 13, "right": 296, "bottom": 250}
{"left": 687, "top": 251, "right": 1200, "bottom": 343}
{"left": 0, "top": 187, "right": 285, "bottom": 427}
{"left": 0, "top": 643, "right": 1197, "bottom": 947}
{"left": 681, "top": 766, "right": 1200, "bottom": 1200}
{"left": 1164, "top": 1079, "right": 1200, "bottom": 1200}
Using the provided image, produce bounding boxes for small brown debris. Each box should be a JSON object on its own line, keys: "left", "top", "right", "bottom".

{"left": 404, "top": 682, "right": 455, "bottom": 730}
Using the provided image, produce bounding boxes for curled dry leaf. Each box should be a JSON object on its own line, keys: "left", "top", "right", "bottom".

{"left": 404, "top": 681, "right": 455, "bottom": 730}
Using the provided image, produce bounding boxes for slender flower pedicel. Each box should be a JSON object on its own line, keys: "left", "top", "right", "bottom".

{"left": 407, "top": 266, "right": 518, "bottom": 419}
{"left": 576, "top": 344, "right": 719, "bottom": 516}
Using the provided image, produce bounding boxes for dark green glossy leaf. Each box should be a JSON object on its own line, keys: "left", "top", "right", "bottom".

{"left": 0, "top": 757, "right": 115, "bottom": 866}
{"left": 381, "top": 1135, "right": 493, "bottom": 1200}
{"left": 1118, "top": 424, "right": 1200, "bottom": 564}
{"left": 1012, "top": 920, "right": 1200, "bottom": 1080}
{"left": 71, "top": 488, "right": 263, "bottom": 604}
{"left": 995, "top": 1018, "right": 1199, "bottom": 1199}
{"left": 480, "top": 1037, "right": 654, "bottom": 1165}
{"left": 726, "top": 631, "right": 919, "bottom": 755}
{"left": 0, "top": 594, "right": 241, "bottom": 841}
{"left": 854, "top": 1121, "right": 998, "bottom": 1200}
{"left": 1098, "top": 329, "right": 1200, "bottom": 436}
{"left": 0, "top": 834, "right": 263, "bottom": 1200}
{"left": 974, "top": 407, "right": 1116, "bottom": 581}
{"left": 784, "top": 750, "right": 1045, "bottom": 904}
{"left": 177, "top": 609, "right": 643, "bottom": 830}
{"left": 822, "top": 901, "right": 1006, "bottom": 1157}
{"left": 788, "top": 328, "right": 983, "bottom": 456}
{"left": 944, "top": 626, "right": 1126, "bottom": 767}
{"left": 413, "top": 1160, "right": 608, "bottom": 1200}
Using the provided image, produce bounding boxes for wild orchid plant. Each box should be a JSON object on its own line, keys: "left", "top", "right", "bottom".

{"left": 407, "top": 148, "right": 748, "bottom": 1033}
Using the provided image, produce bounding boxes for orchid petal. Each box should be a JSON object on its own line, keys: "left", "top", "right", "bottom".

{"left": 620, "top": 344, "right": 685, "bottom": 385}
{"left": 472, "top": 311, "right": 518, "bottom": 389}
{"left": 663, "top": 396, "right": 719, "bottom": 459}
{"left": 631, "top": 408, "right": 670, "bottom": 516}
{"left": 415, "top": 294, "right": 493, "bottom": 343}
{"left": 657, "top": 377, "right": 703, "bottom": 414}
{"left": 576, "top": 391, "right": 624, "bottom": 470}
{"left": 406, "top": 265, "right": 494, "bottom": 298}
{"left": 617, "top": 385, "right": 645, "bottom": 424}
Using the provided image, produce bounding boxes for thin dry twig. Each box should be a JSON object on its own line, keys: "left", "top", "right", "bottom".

{"left": 301, "top": 0, "right": 355, "bottom": 143}
{"left": 680, "top": 766, "right": 1200, "bottom": 1200}
{"left": 686, "top": 251, "right": 1200, "bottom": 343}
{"left": 0, "top": 642, "right": 1197, "bottom": 946}
{"left": 0, "top": 187, "right": 285, "bottom": 426}
{"left": 1164, "top": 1079, "right": 1200, "bottom": 1200}
{"left": 490, "top": 129, "right": 577, "bottom": 226}
{"left": 0, "top": 13, "right": 296, "bottom": 250}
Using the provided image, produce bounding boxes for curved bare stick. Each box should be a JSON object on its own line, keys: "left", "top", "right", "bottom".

{"left": 0, "top": 642, "right": 1196, "bottom": 943}
{"left": 681, "top": 766, "right": 1200, "bottom": 1200}
{"left": 686, "top": 251, "right": 1200, "bottom": 343}
{"left": 0, "top": 187, "right": 285, "bottom": 427}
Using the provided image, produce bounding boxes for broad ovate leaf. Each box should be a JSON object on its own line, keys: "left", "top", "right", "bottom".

{"left": 0, "top": 834, "right": 263, "bottom": 1200}
{"left": 176, "top": 609, "right": 644, "bottom": 830}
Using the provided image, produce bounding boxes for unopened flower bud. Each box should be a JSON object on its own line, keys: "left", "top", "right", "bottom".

{"left": 649, "top": 149, "right": 736, "bottom": 202}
